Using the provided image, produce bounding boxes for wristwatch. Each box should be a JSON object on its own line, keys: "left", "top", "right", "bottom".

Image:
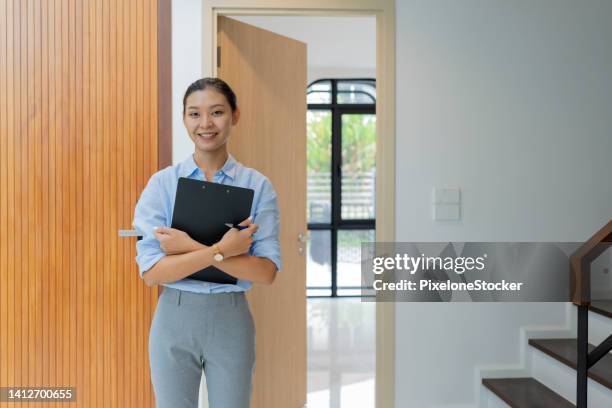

{"left": 212, "top": 243, "right": 224, "bottom": 262}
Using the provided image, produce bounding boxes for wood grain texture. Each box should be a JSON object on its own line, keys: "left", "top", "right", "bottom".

{"left": 218, "top": 16, "right": 307, "bottom": 408}
{"left": 0, "top": 0, "right": 166, "bottom": 406}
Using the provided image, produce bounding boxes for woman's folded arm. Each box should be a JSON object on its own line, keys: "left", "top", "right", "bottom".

{"left": 142, "top": 246, "right": 215, "bottom": 286}
{"left": 215, "top": 255, "right": 277, "bottom": 285}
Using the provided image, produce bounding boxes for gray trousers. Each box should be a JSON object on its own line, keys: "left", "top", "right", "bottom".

{"left": 149, "top": 287, "right": 255, "bottom": 408}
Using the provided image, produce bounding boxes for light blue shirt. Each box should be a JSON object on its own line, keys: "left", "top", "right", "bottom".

{"left": 133, "top": 153, "right": 282, "bottom": 293}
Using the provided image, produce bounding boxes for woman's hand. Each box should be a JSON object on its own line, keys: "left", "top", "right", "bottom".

{"left": 217, "top": 216, "right": 259, "bottom": 259}
{"left": 154, "top": 227, "right": 202, "bottom": 255}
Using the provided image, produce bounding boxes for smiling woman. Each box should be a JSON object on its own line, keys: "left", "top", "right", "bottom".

{"left": 132, "top": 77, "right": 282, "bottom": 408}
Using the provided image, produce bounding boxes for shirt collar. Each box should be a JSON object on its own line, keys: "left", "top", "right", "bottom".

{"left": 179, "top": 153, "right": 238, "bottom": 180}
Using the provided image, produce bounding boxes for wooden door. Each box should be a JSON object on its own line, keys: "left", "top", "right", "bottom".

{"left": 0, "top": 0, "right": 169, "bottom": 406}
{"left": 217, "top": 16, "right": 307, "bottom": 408}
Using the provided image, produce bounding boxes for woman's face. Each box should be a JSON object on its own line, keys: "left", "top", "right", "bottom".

{"left": 183, "top": 88, "right": 239, "bottom": 154}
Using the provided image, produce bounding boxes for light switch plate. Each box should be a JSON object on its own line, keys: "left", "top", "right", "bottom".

{"left": 433, "top": 187, "right": 461, "bottom": 204}
{"left": 434, "top": 203, "right": 461, "bottom": 221}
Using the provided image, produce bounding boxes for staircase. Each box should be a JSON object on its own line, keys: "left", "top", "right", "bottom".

{"left": 482, "top": 221, "right": 612, "bottom": 408}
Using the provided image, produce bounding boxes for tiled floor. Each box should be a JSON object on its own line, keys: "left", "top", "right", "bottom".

{"left": 307, "top": 298, "right": 376, "bottom": 408}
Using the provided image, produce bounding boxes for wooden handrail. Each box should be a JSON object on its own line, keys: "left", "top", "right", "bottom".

{"left": 570, "top": 219, "right": 612, "bottom": 305}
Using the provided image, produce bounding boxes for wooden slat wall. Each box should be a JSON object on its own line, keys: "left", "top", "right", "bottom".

{"left": 0, "top": 0, "right": 166, "bottom": 406}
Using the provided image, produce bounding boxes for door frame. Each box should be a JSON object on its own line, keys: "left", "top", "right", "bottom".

{"left": 203, "top": 2, "right": 396, "bottom": 407}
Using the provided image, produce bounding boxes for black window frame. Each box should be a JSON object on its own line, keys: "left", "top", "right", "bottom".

{"left": 306, "top": 78, "right": 376, "bottom": 298}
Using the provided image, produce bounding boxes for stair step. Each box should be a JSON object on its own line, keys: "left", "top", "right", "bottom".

{"left": 590, "top": 300, "right": 612, "bottom": 319}
{"left": 529, "top": 338, "right": 612, "bottom": 389}
{"left": 482, "top": 377, "right": 574, "bottom": 408}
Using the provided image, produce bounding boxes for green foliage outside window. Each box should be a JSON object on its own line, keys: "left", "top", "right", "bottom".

{"left": 341, "top": 114, "right": 376, "bottom": 176}
{"left": 307, "top": 111, "right": 376, "bottom": 174}
{"left": 307, "top": 110, "right": 332, "bottom": 173}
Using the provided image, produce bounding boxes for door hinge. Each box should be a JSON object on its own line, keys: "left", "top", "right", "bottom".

{"left": 217, "top": 46, "right": 221, "bottom": 68}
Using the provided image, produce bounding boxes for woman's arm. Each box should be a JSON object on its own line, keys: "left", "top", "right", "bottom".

{"left": 217, "top": 255, "right": 278, "bottom": 285}
{"left": 145, "top": 244, "right": 277, "bottom": 286}
{"left": 191, "top": 244, "right": 277, "bottom": 284}
{"left": 144, "top": 222, "right": 260, "bottom": 286}
{"left": 143, "top": 246, "right": 216, "bottom": 286}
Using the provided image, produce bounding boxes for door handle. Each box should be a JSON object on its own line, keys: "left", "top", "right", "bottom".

{"left": 118, "top": 229, "right": 143, "bottom": 238}
{"left": 297, "top": 232, "right": 311, "bottom": 255}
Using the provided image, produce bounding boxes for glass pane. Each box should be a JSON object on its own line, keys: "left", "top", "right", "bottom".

{"left": 337, "top": 229, "right": 375, "bottom": 296}
{"left": 307, "top": 299, "right": 376, "bottom": 406}
{"left": 341, "top": 114, "right": 376, "bottom": 220}
{"left": 337, "top": 80, "right": 376, "bottom": 104}
{"left": 307, "top": 110, "right": 332, "bottom": 223}
{"left": 307, "top": 230, "right": 332, "bottom": 297}
{"left": 307, "top": 80, "right": 332, "bottom": 104}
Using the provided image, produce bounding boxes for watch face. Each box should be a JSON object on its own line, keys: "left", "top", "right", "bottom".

{"left": 213, "top": 253, "right": 224, "bottom": 262}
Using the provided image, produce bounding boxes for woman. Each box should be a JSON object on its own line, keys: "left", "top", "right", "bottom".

{"left": 133, "top": 78, "right": 281, "bottom": 408}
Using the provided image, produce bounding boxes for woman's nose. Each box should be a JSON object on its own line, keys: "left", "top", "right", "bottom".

{"left": 198, "top": 113, "right": 213, "bottom": 128}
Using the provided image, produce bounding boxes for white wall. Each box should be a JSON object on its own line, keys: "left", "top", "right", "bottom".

{"left": 395, "top": 0, "right": 612, "bottom": 406}
{"left": 172, "top": 0, "right": 203, "bottom": 165}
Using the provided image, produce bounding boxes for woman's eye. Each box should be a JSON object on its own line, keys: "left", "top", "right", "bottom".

{"left": 212, "top": 111, "right": 224, "bottom": 116}
{"left": 189, "top": 112, "right": 199, "bottom": 117}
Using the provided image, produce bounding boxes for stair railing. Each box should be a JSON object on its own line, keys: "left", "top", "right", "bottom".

{"left": 570, "top": 219, "right": 612, "bottom": 408}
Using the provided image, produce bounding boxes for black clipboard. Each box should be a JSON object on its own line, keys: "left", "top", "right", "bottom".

{"left": 171, "top": 177, "right": 254, "bottom": 284}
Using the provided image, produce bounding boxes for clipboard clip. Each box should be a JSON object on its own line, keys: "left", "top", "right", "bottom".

{"left": 224, "top": 223, "right": 249, "bottom": 231}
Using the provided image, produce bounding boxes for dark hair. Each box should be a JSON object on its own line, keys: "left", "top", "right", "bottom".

{"left": 182, "top": 77, "right": 238, "bottom": 113}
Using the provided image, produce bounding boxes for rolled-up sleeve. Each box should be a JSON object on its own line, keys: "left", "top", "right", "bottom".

{"left": 250, "top": 178, "right": 282, "bottom": 272}
{"left": 133, "top": 174, "right": 167, "bottom": 277}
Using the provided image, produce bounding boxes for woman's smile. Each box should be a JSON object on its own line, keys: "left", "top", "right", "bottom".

{"left": 197, "top": 131, "right": 218, "bottom": 140}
